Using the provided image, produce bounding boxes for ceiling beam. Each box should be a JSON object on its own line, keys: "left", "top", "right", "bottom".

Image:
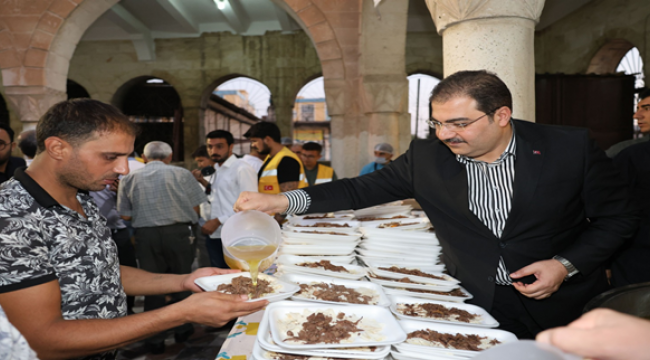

{"left": 274, "top": 4, "right": 294, "bottom": 32}
{"left": 217, "top": 0, "right": 251, "bottom": 34}
{"left": 107, "top": 4, "right": 155, "bottom": 61}
{"left": 156, "top": 0, "right": 198, "bottom": 33}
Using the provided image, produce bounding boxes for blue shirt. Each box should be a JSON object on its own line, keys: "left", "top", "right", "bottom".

{"left": 359, "top": 161, "right": 386, "bottom": 176}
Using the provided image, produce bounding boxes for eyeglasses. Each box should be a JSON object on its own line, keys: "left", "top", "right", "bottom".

{"left": 0, "top": 141, "right": 8, "bottom": 151}
{"left": 426, "top": 110, "right": 497, "bottom": 132}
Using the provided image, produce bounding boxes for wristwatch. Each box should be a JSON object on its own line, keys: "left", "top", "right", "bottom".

{"left": 553, "top": 255, "right": 579, "bottom": 281}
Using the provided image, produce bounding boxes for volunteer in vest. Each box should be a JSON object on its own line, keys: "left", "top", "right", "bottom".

{"left": 300, "top": 142, "right": 337, "bottom": 186}
{"left": 244, "top": 122, "right": 308, "bottom": 195}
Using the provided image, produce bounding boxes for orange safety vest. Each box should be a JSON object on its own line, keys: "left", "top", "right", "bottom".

{"left": 258, "top": 147, "right": 308, "bottom": 194}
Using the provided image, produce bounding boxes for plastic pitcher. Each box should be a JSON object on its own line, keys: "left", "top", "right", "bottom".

{"left": 221, "top": 210, "right": 281, "bottom": 282}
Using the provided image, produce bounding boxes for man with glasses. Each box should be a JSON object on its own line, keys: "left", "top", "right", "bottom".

{"left": 0, "top": 123, "right": 26, "bottom": 184}
{"left": 233, "top": 70, "right": 637, "bottom": 339}
{"left": 300, "top": 142, "right": 337, "bottom": 186}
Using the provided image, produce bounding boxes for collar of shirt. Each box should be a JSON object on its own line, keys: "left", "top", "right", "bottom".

{"left": 215, "top": 154, "right": 236, "bottom": 170}
{"left": 456, "top": 124, "right": 517, "bottom": 166}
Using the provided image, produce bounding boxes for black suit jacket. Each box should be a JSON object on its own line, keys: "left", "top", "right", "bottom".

{"left": 303, "top": 120, "right": 637, "bottom": 329}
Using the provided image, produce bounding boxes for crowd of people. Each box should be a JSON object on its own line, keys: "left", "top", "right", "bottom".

{"left": 0, "top": 70, "right": 648, "bottom": 360}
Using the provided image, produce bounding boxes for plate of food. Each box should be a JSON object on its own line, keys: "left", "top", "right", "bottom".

{"left": 267, "top": 302, "right": 406, "bottom": 349}
{"left": 356, "top": 248, "right": 439, "bottom": 262}
{"left": 281, "top": 243, "right": 358, "bottom": 256}
{"left": 360, "top": 227, "right": 435, "bottom": 239}
{"left": 282, "top": 230, "right": 363, "bottom": 242}
{"left": 369, "top": 265, "right": 459, "bottom": 286}
{"left": 356, "top": 255, "right": 443, "bottom": 269}
{"left": 194, "top": 273, "right": 299, "bottom": 302}
{"left": 366, "top": 273, "right": 459, "bottom": 293}
{"left": 256, "top": 302, "right": 391, "bottom": 359}
{"left": 361, "top": 260, "right": 446, "bottom": 273}
{"left": 394, "top": 319, "right": 517, "bottom": 357}
{"left": 280, "top": 273, "right": 390, "bottom": 307}
{"left": 286, "top": 221, "right": 361, "bottom": 232}
{"left": 389, "top": 295, "right": 498, "bottom": 328}
{"left": 368, "top": 218, "right": 431, "bottom": 230}
{"left": 359, "top": 242, "right": 442, "bottom": 256}
{"left": 382, "top": 286, "right": 473, "bottom": 303}
{"left": 277, "top": 255, "right": 367, "bottom": 280}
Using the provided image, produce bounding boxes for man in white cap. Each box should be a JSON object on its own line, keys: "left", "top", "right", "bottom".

{"left": 359, "top": 142, "right": 394, "bottom": 176}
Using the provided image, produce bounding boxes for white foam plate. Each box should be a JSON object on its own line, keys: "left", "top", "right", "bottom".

{"left": 193, "top": 273, "right": 300, "bottom": 302}
{"left": 356, "top": 248, "right": 439, "bottom": 261}
{"left": 276, "top": 255, "right": 367, "bottom": 280}
{"left": 361, "top": 228, "right": 435, "bottom": 238}
{"left": 277, "top": 254, "right": 356, "bottom": 264}
{"left": 367, "top": 275, "right": 459, "bottom": 292}
{"left": 283, "top": 237, "right": 361, "bottom": 246}
{"left": 361, "top": 237, "right": 440, "bottom": 248}
{"left": 382, "top": 286, "right": 473, "bottom": 303}
{"left": 257, "top": 302, "right": 391, "bottom": 359}
{"left": 395, "top": 319, "right": 518, "bottom": 357}
{"left": 359, "top": 243, "right": 442, "bottom": 256}
{"left": 281, "top": 243, "right": 358, "bottom": 256}
{"left": 356, "top": 256, "right": 443, "bottom": 269}
{"left": 389, "top": 295, "right": 499, "bottom": 328}
{"left": 282, "top": 230, "right": 362, "bottom": 242}
{"left": 291, "top": 213, "right": 355, "bottom": 221}
{"left": 391, "top": 349, "right": 471, "bottom": 360}
{"left": 361, "top": 259, "right": 446, "bottom": 273}
{"left": 369, "top": 265, "right": 459, "bottom": 286}
{"left": 364, "top": 218, "right": 431, "bottom": 230}
{"left": 267, "top": 302, "right": 406, "bottom": 349}
{"left": 353, "top": 205, "right": 413, "bottom": 218}
{"left": 280, "top": 273, "right": 390, "bottom": 307}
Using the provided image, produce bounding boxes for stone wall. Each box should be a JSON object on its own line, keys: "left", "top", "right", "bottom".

{"left": 535, "top": 0, "right": 650, "bottom": 79}
{"left": 67, "top": 30, "right": 322, "bottom": 163}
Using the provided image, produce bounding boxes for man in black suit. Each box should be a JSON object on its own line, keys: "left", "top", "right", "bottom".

{"left": 234, "top": 70, "right": 637, "bottom": 338}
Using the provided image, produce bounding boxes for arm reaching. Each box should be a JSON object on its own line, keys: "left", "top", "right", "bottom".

{"left": 234, "top": 191, "right": 289, "bottom": 214}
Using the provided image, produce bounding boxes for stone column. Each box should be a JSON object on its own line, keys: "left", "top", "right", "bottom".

{"left": 325, "top": 78, "right": 359, "bottom": 178}
{"left": 425, "top": 0, "right": 545, "bottom": 122}
{"left": 3, "top": 86, "right": 66, "bottom": 130}
{"left": 272, "top": 95, "right": 295, "bottom": 140}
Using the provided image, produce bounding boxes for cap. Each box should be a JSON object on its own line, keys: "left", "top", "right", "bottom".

{"left": 374, "top": 142, "right": 393, "bottom": 154}
{"left": 281, "top": 137, "right": 293, "bottom": 145}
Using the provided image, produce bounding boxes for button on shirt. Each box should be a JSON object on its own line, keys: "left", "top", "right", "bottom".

{"left": 456, "top": 131, "right": 516, "bottom": 285}
{"left": 117, "top": 161, "right": 207, "bottom": 228}
{"left": 207, "top": 155, "right": 258, "bottom": 238}
{"left": 0, "top": 169, "right": 126, "bottom": 360}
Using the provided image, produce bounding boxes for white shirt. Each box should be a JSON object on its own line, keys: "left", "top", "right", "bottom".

{"left": 208, "top": 155, "right": 258, "bottom": 238}
{"left": 241, "top": 154, "right": 264, "bottom": 173}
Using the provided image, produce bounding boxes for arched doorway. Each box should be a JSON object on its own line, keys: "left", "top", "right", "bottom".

{"left": 617, "top": 47, "right": 646, "bottom": 138}
{"left": 67, "top": 79, "right": 91, "bottom": 100}
{"left": 293, "top": 76, "right": 331, "bottom": 161}
{"left": 112, "top": 76, "right": 184, "bottom": 161}
{"left": 408, "top": 73, "right": 440, "bottom": 139}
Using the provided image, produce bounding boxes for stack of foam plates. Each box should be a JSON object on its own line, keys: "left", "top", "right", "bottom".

{"left": 389, "top": 295, "right": 499, "bottom": 328}
{"left": 275, "top": 254, "right": 357, "bottom": 266}
{"left": 392, "top": 319, "right": 517, "bottom": 359}
{"left": 360, "top": 217, "right": 431, "bottom": 231}
{"left": 288, "top": 213, "right": 355, "bottom": 224}
{"left": 279, "top": 273, "right": 390, "bottom": 307}
{"left": 367, "top": 264, "right": 459, "bottom": 286}
{"left": 285, "top": 220, "right": 361, "bottom": 233}
{"left": 353, "top": 203, "right": 413, "bottom": 219}
{"left": 276, "top": 255, "right": 367, "bottom": 280}
{"left": 253, "top": 301, "right": 402, "bottom": 360}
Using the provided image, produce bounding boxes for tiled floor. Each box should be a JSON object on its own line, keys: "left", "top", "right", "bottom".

{"left": 115, "top": 297, "right": 233, "bottom": 360}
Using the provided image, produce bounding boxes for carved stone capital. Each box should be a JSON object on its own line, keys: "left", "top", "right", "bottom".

{"left": 359, "top": 75, "right": 408, "bottom": 114}
{"left": 424, "top": 0, "right": 545, "bottom": 34}
{"left": 323, "top": 79, "right": 348, "bottom": 116}
{"left": 3, "top": 86, "right": 66, "bottom": 123}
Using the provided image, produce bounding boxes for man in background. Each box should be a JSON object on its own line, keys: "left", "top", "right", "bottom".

{"left": 200, "top": 130, "right": 258, "bottom": 268}
{"left": 0, "top": 123, "right": 26, "bottom": 184}
{"left": 359, "top": 142, "right": 394, "bottom": 176}
{"left": 117, "top": 141, "right": 207, "bottom": 352}
{"left": 17, "top": 129, "right": 37, "bottom": 166}
{"left": 291, "top": 142, "right": 303, "bottom": 157}
{"left": 241, "top": 146, "right": 264, "bottom": 173}
{"left": 606, "top": 89, "right": 650, "bottom": 157}
{"left": 300, "top": 142, "right": 337, "bottom": 186}
{"left": 191, "top": 145, "right": 215, "bottom": 268}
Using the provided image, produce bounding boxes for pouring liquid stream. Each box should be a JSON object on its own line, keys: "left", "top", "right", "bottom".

{"left": 225, "top": 244, "right": 277, "bottom": 285}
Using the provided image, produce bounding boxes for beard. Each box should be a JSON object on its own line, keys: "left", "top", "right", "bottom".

{"left": 58, "top": 152, "right": 116, "bottom": 192}
{"left": 257, "top": 142, "right": 271, "bottom": 155}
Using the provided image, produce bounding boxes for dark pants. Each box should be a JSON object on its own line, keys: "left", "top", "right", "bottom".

{"left": 111, "top": 228, "right": 137, "bottom": 313}
{"left": 135, "top": 223, "right": 196, "bottom": 345}
{"left": 491, "top": 285, "right": 544, "bottom": 339}
{"left": 205, "top": 236, "right": 228, "bottom": 269}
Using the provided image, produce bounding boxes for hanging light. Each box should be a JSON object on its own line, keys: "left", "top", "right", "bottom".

{"left": 214, "top": 0, "right": 227, "bottom": 10}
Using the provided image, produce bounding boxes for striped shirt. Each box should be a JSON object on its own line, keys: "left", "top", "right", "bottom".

{"left": 456, "top": 132, "right": 516, "bottom": 285}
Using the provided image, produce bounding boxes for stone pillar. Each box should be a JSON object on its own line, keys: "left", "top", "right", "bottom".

{"left": 326, "top": 78, "right": 359, "bottom": 178}
{"left": 3, "top": 86, "right": 66, "bottom": 129}
{"left": 273, "top": 96, "right": 295, "bottom": 140}
{"left": 425, "top": 0, "right": 545, "bottom": 122}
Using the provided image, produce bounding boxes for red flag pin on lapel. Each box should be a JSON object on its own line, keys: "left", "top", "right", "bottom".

{"left": 533, "top": 150, "right": 541, "bottom": 155}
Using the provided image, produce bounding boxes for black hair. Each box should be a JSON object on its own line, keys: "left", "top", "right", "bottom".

{"left": 18, "top": 130, "right": 37, "bottom": 158}
{"left": 243, "top": 122, "right": 281, "bottom": 143}
{"left": 206, "top": 129, "right": 234, "bottom": 146}
{"left": 0, "top": 123, "right": 15, "bottom": 142}
{"left": 36, "top": 98, "right": 137, "bottom": 154}
{"left": 302, "top": 142, "right": 322, "bottom": 153}
{"left": 638, "top": 88, "right": 650, "bottom": 101}
{"left": 191, "top": 145, "right": 210, "bottom": 158}
{"left": 429, "top": 70, "right": 513, "bottom": 115}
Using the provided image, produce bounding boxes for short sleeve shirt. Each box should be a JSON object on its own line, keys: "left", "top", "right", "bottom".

{"left": 0, "top": 169, "right": 127, "bottom": 359}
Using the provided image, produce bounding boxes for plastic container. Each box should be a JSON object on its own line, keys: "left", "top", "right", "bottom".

{"left": 221, "top": 210, "right": 281, "bottom": 274}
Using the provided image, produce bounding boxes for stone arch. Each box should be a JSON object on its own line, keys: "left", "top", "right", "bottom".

{"left": 66, "top": 78, "right": 90, "bottom": 99}
{"left": 292, "top": 72, "right": 323, "bottom": 102}
{"left": 586, "top": 39, "right": 636, "bottom": 75}
{"left": 198, "top": 73, "right": 266, "bottom": 111}
{"left": 406, "top": 68, "right": 443, "bottom": 80}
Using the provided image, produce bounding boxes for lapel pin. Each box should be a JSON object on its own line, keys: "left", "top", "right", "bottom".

{"left": 533, "top": 150, "right": 541, "bottom": 155}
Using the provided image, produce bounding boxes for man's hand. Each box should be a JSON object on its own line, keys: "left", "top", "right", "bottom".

{"left": 201, "top": 218, "right": 221, "bottom": 235}
{"left": 180, "top": 267, "right": 240, "bottom": 293}
{"left": 233, "top": 192, "right": 289, "bottom": 214}
{"left": 536, "top": 309, "right": 650, "bottom": 360}
{"left": 108, "top": 179, "right": 119, "bottom": 193}
{"left": 510, "top": 259, "right": 567, "bottom": 299}
{"left": 172, "top": 291, "right": 268, "bottom": 328}
{"left": 192, "top": 169, "right": 209, "bottom": 187}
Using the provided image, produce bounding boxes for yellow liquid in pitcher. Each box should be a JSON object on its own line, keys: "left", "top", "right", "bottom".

{"left": 225, "top": 244, "right": 277, "bottom": 285}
